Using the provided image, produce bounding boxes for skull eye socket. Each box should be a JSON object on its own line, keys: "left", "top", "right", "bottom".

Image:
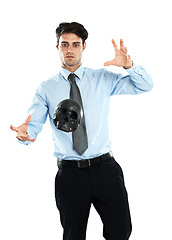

{"left": 59, "top": 108, "right": 67, "bottom": 115}
{"left": 70, "top": 111, "right": 78, "bottom": 119}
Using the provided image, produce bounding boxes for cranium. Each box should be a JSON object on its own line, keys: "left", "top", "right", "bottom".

{"left": 53, "top": 99, "right": 83, "bottom": 132}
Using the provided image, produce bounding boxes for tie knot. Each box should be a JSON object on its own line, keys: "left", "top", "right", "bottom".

{"left": 68, "top": 73, "right": 76, "bottom": 84}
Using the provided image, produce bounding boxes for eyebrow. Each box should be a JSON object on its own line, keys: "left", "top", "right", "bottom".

{"left": 61, "top": 41, "right": 81, "bottom": 44}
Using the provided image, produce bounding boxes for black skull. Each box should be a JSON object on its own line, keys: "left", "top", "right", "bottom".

{"left": 53, "top": 99, "right": 83, "bottom": 132}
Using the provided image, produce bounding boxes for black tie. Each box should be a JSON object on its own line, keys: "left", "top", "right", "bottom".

{"left": 68, "top": 73, "right": 88, "bottom": 155}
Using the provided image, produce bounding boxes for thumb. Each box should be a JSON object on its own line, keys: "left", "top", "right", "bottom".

{"left": 104, "top": 60, "right": 114, "bottom": 66}
{"left": 25, "top": 115, "right": 32, "bottom": 126}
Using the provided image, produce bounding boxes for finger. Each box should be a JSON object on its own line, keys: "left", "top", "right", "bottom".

{"left": 124, "top": 46, "right": 128, "bottom": 53}
{"left": 104, "top": 60, "right": 114, "bottom": 66}
{"left": 16, "top": 133, "right": 36, "bottom": 142}
{"left": 16, "top": 133, "right": 24, "bottom": 141}
{"left": 120, "top": 39, "right": 125, "bottom": 51}
{"left": 10, "top": 125, "right": 18, "bottom": 132}
{"left": 25, "top": 115, "right": 31, "bottom": 126}
{"left": 16, "top": 136, "right": 23, "bottom": 141}
{"left": 27, "top": 135, "right": 36, "bottom": 142}
{"left": 111, "top": 39, "right": 118, "bottom": 51}
{"left": 127, "top": 55, "right": 131, "bottom": 61}
{"left": 25, "top": 133, "right": 36, "bottom": 142}
{"left": 16, "top": 132, "right": 27, "bottom": 140}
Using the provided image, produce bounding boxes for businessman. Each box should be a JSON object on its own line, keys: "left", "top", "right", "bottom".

{"left": 11, "top": 22, "right": 153, "bottom": 240}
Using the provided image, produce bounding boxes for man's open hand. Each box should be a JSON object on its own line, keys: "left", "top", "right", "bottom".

{"left": 10, "top": 115, "right": 36, "bottom": 142}
{"left": 104, "top": 39, "right": 133, "bottom": 69}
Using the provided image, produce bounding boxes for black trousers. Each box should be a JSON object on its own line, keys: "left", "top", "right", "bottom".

{"left": 55, "top": 156, "right": 132, "bottom": 240}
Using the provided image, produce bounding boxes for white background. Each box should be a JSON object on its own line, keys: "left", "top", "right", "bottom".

{"left": 1, "top": 0, "right": 172, "bottom": 239}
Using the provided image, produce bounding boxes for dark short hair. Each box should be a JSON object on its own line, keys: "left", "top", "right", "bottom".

{"left": 56, "top": 22, "right": 88, "bottom": 44}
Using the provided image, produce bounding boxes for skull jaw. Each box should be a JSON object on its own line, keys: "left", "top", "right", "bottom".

{"left": 56, "top": 122, "right": 78, "bottom": 132}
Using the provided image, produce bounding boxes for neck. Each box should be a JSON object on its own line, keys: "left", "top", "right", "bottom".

{"left": 62, "top": 63, "right": 81, "bottom": 73}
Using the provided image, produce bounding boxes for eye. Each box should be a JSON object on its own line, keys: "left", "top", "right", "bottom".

{"left": 61, "top": 43, "right": 68, "bottom": 47}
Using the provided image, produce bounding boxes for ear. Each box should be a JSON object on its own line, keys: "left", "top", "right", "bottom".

{"left": 56, "top": 42, "right": 59, "bottom": 49}
{"left": 83, "top": 42, "right": 86, "bottom": 50}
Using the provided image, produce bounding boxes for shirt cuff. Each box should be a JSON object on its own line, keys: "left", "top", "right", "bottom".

{"left": 125, "top": 62, "right": 143, "bottom": 75}
{"left": 125, "top": 62, "right": 146, "bottom": 78}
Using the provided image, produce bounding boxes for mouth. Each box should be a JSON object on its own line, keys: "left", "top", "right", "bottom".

{"left": 65, "top": 55, "right": 75, "bottom": 59}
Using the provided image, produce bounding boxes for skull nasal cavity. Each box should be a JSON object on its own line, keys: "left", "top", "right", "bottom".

{"left": 64, "top": 115, "right": 69, "bottom": 122}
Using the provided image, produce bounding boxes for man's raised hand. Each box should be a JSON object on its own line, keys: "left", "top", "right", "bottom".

{"left": 10, "top": 115, "right": 36, "bottom": 142}
{"left": 104, "top": 39, "right": 133, "bottom": 69}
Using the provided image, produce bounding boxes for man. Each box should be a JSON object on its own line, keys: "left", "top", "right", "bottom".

{"left": 10, "top": 22, "right": 153, "bottom": 240}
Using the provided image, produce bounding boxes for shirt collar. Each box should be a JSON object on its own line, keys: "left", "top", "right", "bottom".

{"left": 60, "top": 64, "right": 85, "bottom": 81}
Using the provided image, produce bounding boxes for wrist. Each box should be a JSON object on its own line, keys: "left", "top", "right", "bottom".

{"left": 123, "top": 60, "right": 133, "bottom": 69}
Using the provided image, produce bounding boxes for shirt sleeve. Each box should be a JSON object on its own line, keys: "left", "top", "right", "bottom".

{"left": 104, "top": 62, "right": 153, "bottom": 96}
{"left": 19, "top": 82, "right": 49, "bottom": 145}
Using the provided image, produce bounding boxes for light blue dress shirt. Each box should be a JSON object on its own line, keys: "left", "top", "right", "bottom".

{"left": 23, "top": 63, "right": 153, "bottom": 160}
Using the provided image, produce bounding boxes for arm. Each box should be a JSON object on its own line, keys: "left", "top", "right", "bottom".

{"left": 10, "top": 82, "right": 49, "bottom": 144}
{"left": 104, "top": 39, "right": 153, "bottom": 95}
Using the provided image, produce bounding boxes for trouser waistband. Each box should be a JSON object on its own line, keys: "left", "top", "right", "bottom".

{"left": 57, "top": 152, "right": 113, "bottom": 168}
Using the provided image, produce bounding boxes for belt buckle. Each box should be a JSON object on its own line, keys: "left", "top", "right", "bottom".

{"left": 77, "top": 159, "right": 91, "bottom": 168}
{"left": 77, "top": 161, "right": 82, "bottom": 168}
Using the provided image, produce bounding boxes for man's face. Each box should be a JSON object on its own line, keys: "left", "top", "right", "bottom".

{"left": 57, "top": 33, "right": 86, "bottom": 72}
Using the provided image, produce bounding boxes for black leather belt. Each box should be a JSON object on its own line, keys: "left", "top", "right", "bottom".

{"left": 57, "top": 152, "right": 113, "bottom": 168}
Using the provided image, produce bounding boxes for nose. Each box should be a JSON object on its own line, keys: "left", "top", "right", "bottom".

{"left": 67, "top": 45, "right": 73, "bottom": 53}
